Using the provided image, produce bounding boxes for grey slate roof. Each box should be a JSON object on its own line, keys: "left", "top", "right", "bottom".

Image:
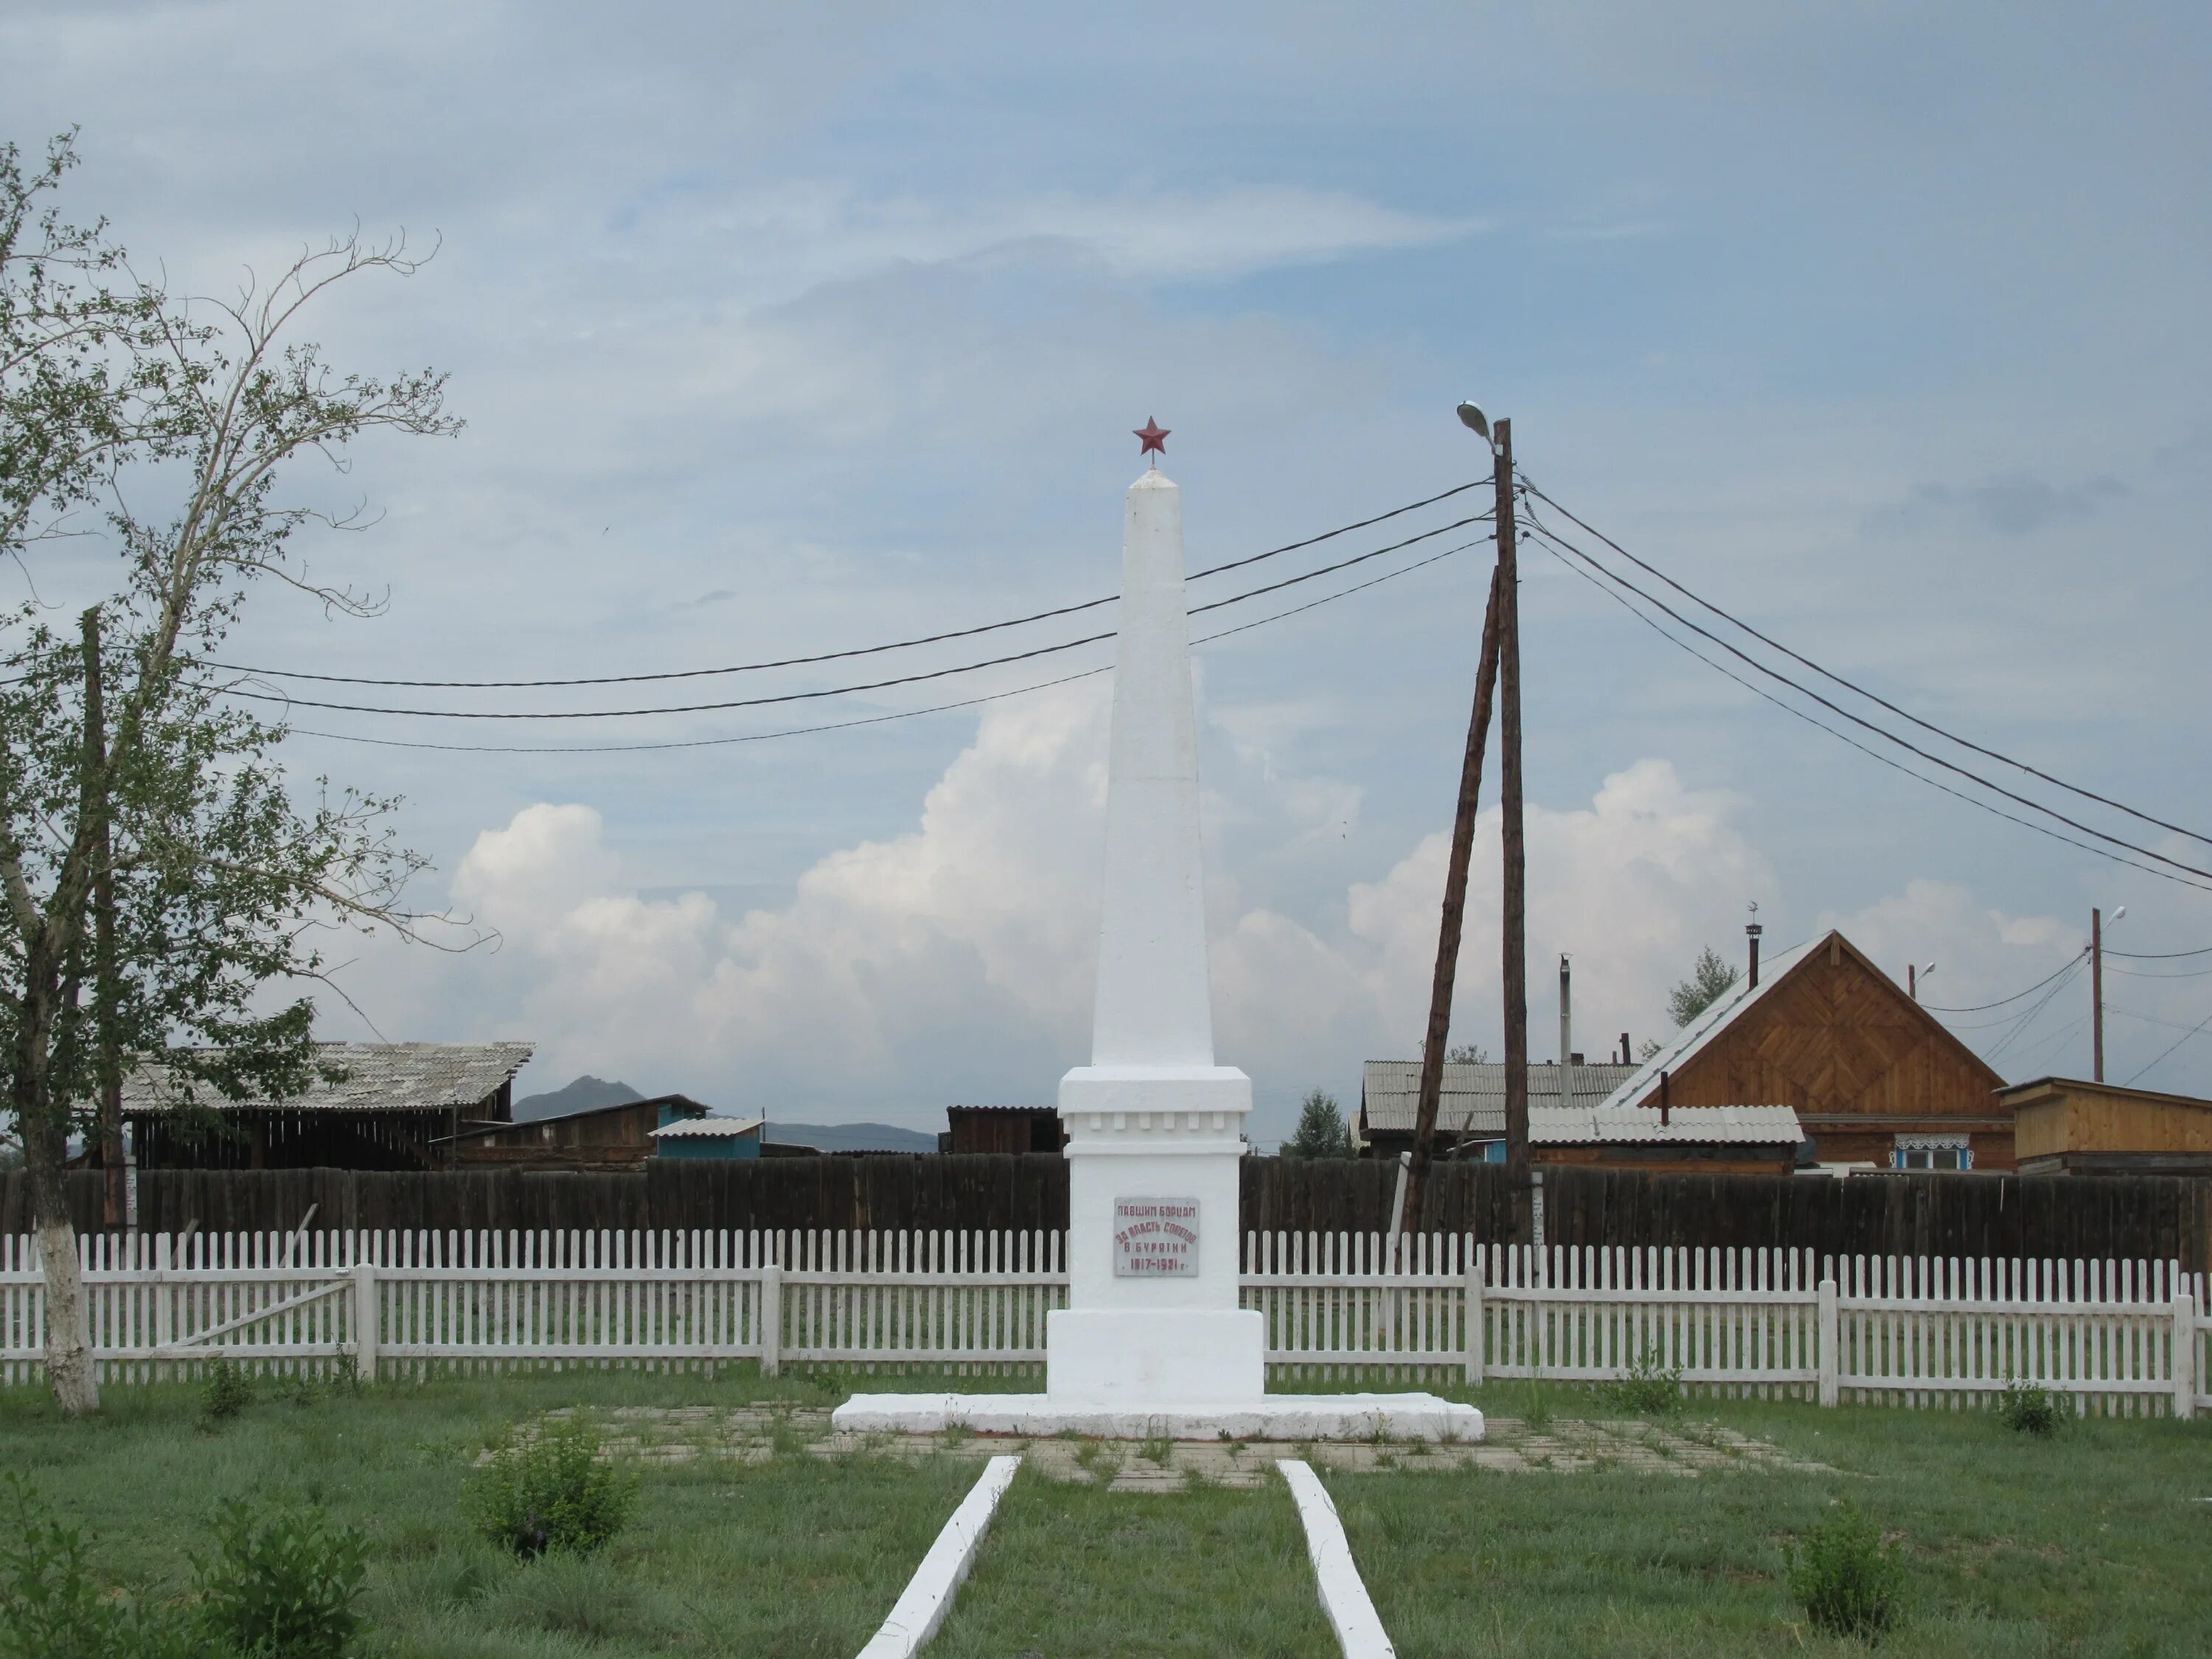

{"left": 120, "top": 1041, "right": 534, "bottom": 1116}
{"left": 1360, "top": 1060, "right": 1640, "bottom": 1136}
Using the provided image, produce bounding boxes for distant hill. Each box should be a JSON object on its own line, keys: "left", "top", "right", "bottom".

{"left": 766, "top": 1121, "right": 939, "bottom": 1154}
{"left": 513, "top": 1075, "right": 644, "bottom": 1124}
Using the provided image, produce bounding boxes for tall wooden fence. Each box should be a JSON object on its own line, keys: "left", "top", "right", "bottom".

{"left": 4, "top": 1161, "right": 2208, "bottom": 1271}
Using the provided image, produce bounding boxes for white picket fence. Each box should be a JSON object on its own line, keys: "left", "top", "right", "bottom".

{"left": 2, "top": 1228, "right": 2205, "bottom": 1416}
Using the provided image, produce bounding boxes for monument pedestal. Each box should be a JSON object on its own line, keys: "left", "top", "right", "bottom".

{"left": 833, "top": 1064, "right": 1483, "bottom": 1442}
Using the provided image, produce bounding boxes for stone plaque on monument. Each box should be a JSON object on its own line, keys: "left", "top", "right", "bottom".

{"left": 1112, "top": 1196, "right": 1199, "bottom": 1277}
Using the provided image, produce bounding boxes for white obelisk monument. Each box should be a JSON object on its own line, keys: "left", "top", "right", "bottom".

{"left": 835, "top": 424, "right": 1480, "bottom": 1440}
{"left": 1044, "top": 435, "right": 1265, "bottom": 1406}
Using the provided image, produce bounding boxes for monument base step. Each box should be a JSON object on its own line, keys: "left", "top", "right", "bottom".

{"left": 830, "top": 1392, "right": 1484, "bottom": 1443}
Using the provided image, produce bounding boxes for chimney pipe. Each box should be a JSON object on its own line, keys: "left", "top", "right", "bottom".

{"left": 1659, "top": 1068, "right": 1671, "bottom": 1127}
{"left": 1746, "top": 919, "right": 1764, "bottom": 990}
{"left": 1558, "top": 954, "right": 1576, "bottom": 1117}
{"left": 1620, "top": 1031, "right": 1630, "bottom": 1066}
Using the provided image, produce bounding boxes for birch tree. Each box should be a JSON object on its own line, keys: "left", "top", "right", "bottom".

{"left": 2, "top": 131, "right": 470, "bottom": 1413}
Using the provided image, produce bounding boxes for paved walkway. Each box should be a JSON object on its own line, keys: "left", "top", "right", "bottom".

{"left": 538, "top": 1404, "right": 1832, "bottom": 1489}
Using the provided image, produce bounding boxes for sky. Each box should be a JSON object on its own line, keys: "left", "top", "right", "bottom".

{"left": 5, "top": 1, "right": 2211, "bottom": 1144}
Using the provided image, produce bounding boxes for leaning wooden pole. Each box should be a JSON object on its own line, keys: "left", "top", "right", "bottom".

{"left": 1399, "top": 561, "right": 1503, "bottom": 1237}
{"left": 1494, "top": 419, "right": 1533, "bottom": 1240}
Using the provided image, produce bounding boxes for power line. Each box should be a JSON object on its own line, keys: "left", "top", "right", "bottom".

{"left": 2002, "top": 1010, "right": 2090, "bottom": 1074}
{"left": 2105, "top": 942, "right": 2212, "bottom": 961}
{"left": 189, "top": 479, "right": 1488, "bottom": 689}
{"left": 210, "top": 512, "right": 1492, "bottom": 721}
{"left": 1982, "top": 957, "right": 2088, "bottom": 1061}
{"left": 1921, "top": 951, "right": 2088, "bottom": 1013}
{"left": 2125, "top": 1001, "right": 2212, "bottom": 1084}
{"left": 1523, "top": 524, "right": 2212, "bottom": 894}
{"left": 1519, "top": 477, "right": 2212, "bottom": 852}
{"left": 279, "top": 533, "right": 1493, "bottom": 757}
{"left": 1520, "top": 512, "right": 2212, "bottom": 888}
{"left": 2107, "top": 1004, "right": 2212, "bottom": 1034}
{"left": 2107, "top": 960, "right": 2212, "bottom": 981}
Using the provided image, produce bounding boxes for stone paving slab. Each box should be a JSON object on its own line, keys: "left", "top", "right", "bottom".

{"left": 529, "top": 1405, "right": 1831, "bottom": 1486}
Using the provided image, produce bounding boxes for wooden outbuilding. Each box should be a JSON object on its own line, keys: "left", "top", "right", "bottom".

{"left": 125, "top": 1042, "right": 534, "bottom": 1172}
{"left": 451, "top": 1093, "right": 712, "bottom": 1172}
{"left": 1605, "top": 931, "right": 2012, "bottom": 1171}
{"left": 1358, "top": 1060, "right": 1637, "bottom": 1160}
{"left": 942, "top": 1105, "right": 1064, "bottom": 1155}
{"left": 2001, "top": 1076, "right": 2212, "bottom": 1175}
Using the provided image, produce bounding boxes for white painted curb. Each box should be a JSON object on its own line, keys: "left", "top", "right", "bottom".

{"left": 1279, "top": 1459, "right": 1397, "bottom": 1659}
{"left": 855, "top": 1454, "right": 1021, "bottom": 1659}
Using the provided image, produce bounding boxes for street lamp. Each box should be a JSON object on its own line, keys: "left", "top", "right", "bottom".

{"left": 1455, "top": 400, "right": 1491, "bottom": 443}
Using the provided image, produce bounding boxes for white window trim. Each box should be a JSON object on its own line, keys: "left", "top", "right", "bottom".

{"left": 1893, "top": 1131, "right": 1972, "bottom": 1171}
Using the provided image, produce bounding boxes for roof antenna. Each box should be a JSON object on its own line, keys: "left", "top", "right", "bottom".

{"left": 1746, "top": 901, "right": 1764, "bottom": 990}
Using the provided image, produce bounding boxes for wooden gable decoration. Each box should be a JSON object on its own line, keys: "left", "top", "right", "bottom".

{"left": 1621, "top": 930, "right": 2004, "bottom": 1121}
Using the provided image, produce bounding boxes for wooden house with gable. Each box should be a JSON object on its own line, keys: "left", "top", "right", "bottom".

{"left": 1600, "top": 930, "right": 2011, "bottom": 1171}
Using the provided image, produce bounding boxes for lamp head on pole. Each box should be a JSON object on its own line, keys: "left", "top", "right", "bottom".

{"left": 2111, "top": 905, "right": 2126, "bottom": 925}
{"left": 1455, "top": 400, "right": 1490, "bottom": 442}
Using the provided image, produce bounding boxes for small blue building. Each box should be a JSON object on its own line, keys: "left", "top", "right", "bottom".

{"left": 649, "top": 1113, "right": 766, "bottom": 1161}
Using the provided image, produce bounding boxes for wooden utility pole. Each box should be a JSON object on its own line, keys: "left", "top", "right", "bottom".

{"left": 81, "top": 609, "right": 125, "bottom": 1228}
{"left": 1400, "top": 562, "right": 1503, "bottom": 1234}
{"left": 2091, "top": 906, "right": 2104, "bottom": 1082}
{"left": 1494, "top": 419, "right": 1531, "bottom": 1234}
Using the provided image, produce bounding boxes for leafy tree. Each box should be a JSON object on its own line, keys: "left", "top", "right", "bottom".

{"left": 1665, "top": 945, "right": 1740, "bottom": 1029}
{"left": 1444, "top": 1041, "right": 1489, "bottom": 1064}
{"left": 2, "top": 132, "right": 470, "bottom": 1414}
{"left": 1283, "top": 1088, "right": 1355, "bottom": 1158}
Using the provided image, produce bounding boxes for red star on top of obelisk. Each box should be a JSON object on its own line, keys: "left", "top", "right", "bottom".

{"left": 1133, "top": 417, "right": 1169, "bottom": 459}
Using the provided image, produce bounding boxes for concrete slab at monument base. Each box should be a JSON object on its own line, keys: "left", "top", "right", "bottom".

{"left": 1046, "top": 1307, "right": 1263, "bottom": 1404}
{"left": 830, "top": 1393, "right": 1485, "bottom": 1443}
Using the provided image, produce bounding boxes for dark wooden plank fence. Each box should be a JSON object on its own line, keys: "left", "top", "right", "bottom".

{"left": 4, "top": 1160, "right": 2206, "bottom": 1270}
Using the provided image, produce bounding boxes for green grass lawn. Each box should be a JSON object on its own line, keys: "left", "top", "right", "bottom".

{"left": 929, "top": 1467, "right": 1334, "bottom": 1658}
{"left": 1, "top": 1368, "right": 2207, "bottom": 1658}
{"left": 1346, "top": 1382, "right": 2212, "bottom": 1659}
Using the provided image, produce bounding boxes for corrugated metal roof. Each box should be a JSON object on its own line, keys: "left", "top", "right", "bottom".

{"left": 121, "top": 1042, "right": 535, "bottom": 1115}
{"left": 1530, "top": 1104, "right": 1804, "bottom": 1146}
{"left": 1360, "top": 1060, "right": 1639, "bottom": 1134}
{"left": 650, "top": 1116, "right": 766, "bottom": 1139}
{"left": 1592, "top": 936, "right": 1824, "bottom": 1114}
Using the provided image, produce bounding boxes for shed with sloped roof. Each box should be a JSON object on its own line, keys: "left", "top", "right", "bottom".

{"left": 123, "top": 1041, "right": 534, "bottom": 1172}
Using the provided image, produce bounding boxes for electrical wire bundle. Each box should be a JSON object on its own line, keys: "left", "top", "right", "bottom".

{"left": 175, "top": 482, "right": 1497, "bottom": 755}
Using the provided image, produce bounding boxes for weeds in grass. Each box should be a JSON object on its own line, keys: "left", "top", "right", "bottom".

{"left": 467, "top": 1417, "right": 638, "bottom": 1559}
{"left": 942, "top": 1422, "right": 975, "bottom": 1446}
{"left": 1137, "top": 1433, "right": 1175, "bottom": 1465}
{"left": 195, "top": 1499, "right": 369, "bottom": 1659}
{"left": 199, "top": 1357, "right": 252, "bottom": 1423}
{"left": 1602, "top": 1346, "right": 1686, "bottom": 1416}
{"left": 1072, "top": 1439, "right": 1119, "bottom": 1480}
{"left": 1522, "top": 1378, "right": 1554, "bottom": 1432}
{"left": 1997, "top": 1379, "right": 2065, "bottom": 1437}
{"left": 0, "top": 1476, "right": 199, "bottom": 1659}
{"left": 766, "top": 1413, "right": 813, "bottom": 1457}
{"left": 1789, "top": 1501, "right": 1903, "bottom": 1644}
